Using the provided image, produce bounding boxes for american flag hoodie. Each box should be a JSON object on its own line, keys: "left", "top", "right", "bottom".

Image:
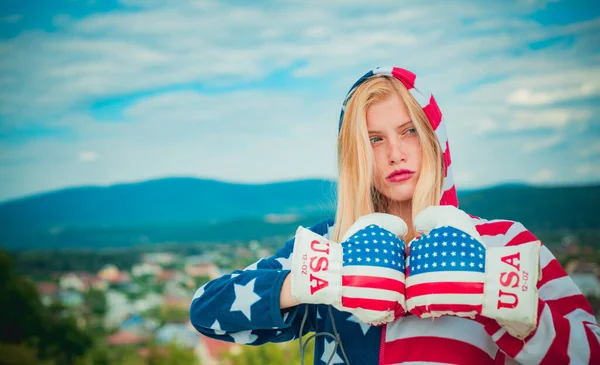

{"left": 190, "top": 67, "right": 600, "bottom": 364}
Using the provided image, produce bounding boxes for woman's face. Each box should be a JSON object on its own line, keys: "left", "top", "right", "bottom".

{"left": 366, "top": 93, "right": 423, "bottom": 204}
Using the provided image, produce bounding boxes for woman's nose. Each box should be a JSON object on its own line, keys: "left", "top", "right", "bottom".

{"left": 388, "top": 140, "right": 407, "bottom": 165}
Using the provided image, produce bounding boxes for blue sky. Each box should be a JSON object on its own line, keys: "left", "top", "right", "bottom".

{"left": 0, "top": 0, "right": 599, "bottom": 202}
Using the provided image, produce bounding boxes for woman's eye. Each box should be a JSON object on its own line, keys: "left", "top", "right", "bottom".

{"left": 370, "top": 136, "right": 382, "bottom": 144}
{"left": 406, "top": 128, "right": 417, "bottom": 135}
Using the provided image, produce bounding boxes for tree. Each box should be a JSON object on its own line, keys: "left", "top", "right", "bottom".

{"left": 0, "top": 250, "right": 93, "bottom": 365}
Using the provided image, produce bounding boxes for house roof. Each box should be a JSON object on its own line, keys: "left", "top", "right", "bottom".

{"left": 200, "top": 334, "right": 235, "bottom": 358}
{"left": 106, "top": 330, "right": 149, "bottom": 346}
{"left": 36, "top": 281, "right": 58, "bottom": 296}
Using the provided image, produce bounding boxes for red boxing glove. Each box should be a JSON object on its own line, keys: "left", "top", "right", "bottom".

{"left": 291, "top": 213, "right": 408, "bottom": 325}
{"left": 405, "top": 206, "right": 541, "bottom": 339}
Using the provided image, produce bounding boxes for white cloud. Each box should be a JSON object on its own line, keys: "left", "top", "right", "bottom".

{"left": 575, "top": 164, "right": 600, "bottom": 176}
{"left": 79, "top": 151, "right": 99, "bottom": 162}
{"left": 530, "top": 168, "right": 556, "bottom": 183}
{"left": 507, "top": 82, "right": 598, "bottom": 106}
{"left": 522, "top": 135, "right": 563, "bottom": 153}
{"left": 578, "top": 141, "right": 600, "bottom": 157}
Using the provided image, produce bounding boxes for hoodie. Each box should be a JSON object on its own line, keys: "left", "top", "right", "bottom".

{"left": 189, "top": 67, "right": 600, "bottom": 364}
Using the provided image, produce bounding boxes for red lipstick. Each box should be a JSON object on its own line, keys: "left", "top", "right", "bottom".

{"left": 386, "top": 169, "right": 415, "bottom": 182}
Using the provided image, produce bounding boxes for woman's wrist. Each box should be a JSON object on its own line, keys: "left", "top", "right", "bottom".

{"left": 280, "top": 272, "right": 300, "bottom": 309}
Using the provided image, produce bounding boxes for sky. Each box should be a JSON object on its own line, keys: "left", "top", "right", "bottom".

{"left": 0, "top": 0, "right": 599, "bottom": 202}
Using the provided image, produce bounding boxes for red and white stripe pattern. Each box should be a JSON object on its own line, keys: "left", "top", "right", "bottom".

{"left": 339, "top": 265, "right": 407, "bottom": 323}
{"left": 339, "top": 66, "right": 458, "bottom": 208}
{"left": 381, "top": 217, "right": 600, "bottom": 364}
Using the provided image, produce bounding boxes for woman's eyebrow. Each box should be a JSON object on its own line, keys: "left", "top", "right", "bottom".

{"left": 368, "top": 120, "right": 413, "bottom": 134}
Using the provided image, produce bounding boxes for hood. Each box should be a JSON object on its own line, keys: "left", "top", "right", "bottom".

{"left": 338, "top": 66, "right": 458, "bottom": 208}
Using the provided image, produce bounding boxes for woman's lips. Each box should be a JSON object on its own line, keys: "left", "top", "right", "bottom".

{"left": 386, "top": 170, "right": 415, "bottom": 182}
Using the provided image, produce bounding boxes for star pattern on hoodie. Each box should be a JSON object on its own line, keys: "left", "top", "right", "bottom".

{"left": 321, "top": 338, "right": 345, "bottom": 365}
{"left": 230, "top": 330, "right": 258, "bottom": 344}
{"left": 230, "top": 278, "right": 261, "bottom": 321}
{"left": 211, "top": 319, "right": 226, "bottom": 335}
{"left": 347, "top": 314, "right": 371, "bottom": 335}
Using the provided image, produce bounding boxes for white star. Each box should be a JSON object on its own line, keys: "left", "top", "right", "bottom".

{"left": 461, "top": 252, "right": 466, "bottom": 257}
{"left": 470, "top": 253, "right": 475, "bottom": 257}
{"left": 460, "top": 262, "right": 466, "bottom": 267}
{"left": 451, "top": 262, "right": 456, "bottom": 267}
{"left": 347, "top": 315, "right": 371, "bottom": 335}
{"left": 211, "top": 319, "right": 226, "bottom": 335}
{"left": 374, "top": 248, "right": 379, "bottom": 253}
{"left": 432, "top": 252, "right": 438, "bottom": 257}
{"left": 451, "top": 252, "right": 457, "bottom": 256}
{"left": 383, "top": 249, "right": 388, "bottom": 254}
{"left": 470, "top": 262, "right": 475, "bottom": 267}
{"left": 356, "top": 249, "right": 361, "bottom": 253}
{"left": 380, "top": 232, "right": 385, "bottom": 236}
{"left": 424, "top": 263, "right": 429, "bottom": 268}
{"left": 461, "top": 233, "right": 467, "bottom": 238}
{"left": 442, "top": 241, "right": 447, "bottom": 246}
{"left": 369, "top": 225, "right": 375, "bottom": 228}
{"left": 322, "top": 338, "right": 345, "bottom": 364}
{"left": 461, "top": 242, "right": 466, "bottom": 247}
{"left": 424, "top": 253, "right": 429, "bottom": 258}
{"left": 388, "top": 233, "right": 393, "bottom": 237}
{"left": 230, "top": 278, "right": 261, "bottom": 321}
{"left": 392, "top": 260, "right": 396, "bottom": 265}
{"left": 441, "top": 252, "right": 447, "bottom": 257}
{"left": 434, "top": 233, "right": 439, "bottom": 237}
{"left": 443, "top": 232, "right": 448, "bottom": 237}
{"left": 366, "top": 258, "right": 371, "bottom": 262}
{"left": 425, "top": 243, "right": 430, "bottom": 248}
{"left": 357, "top": 257, "right": 362, "bottom": 262}
{"left": 391, "top": 251, "right": 395, "bottom": 255}
{"left": 418, "top": 245, "right": 423, "bottom": 250}
{"left": 452, "top": 233, "right": 457, "bottom": 237}
{"left": 348, "top": 258, "right": 353, "bottom": 263}
{"left": 452, "top": 242, "right": 457, "bottom": 246}
{"left": 365, "top": 248, "right": 370, "bottom": 252}
{"left": 276, "top": 255, "right": 291, "bottom": 269}
{"left": 244, "top": 260, "right": 262, "bottom": 271}
{"left": 417, "top": 265, "right": 421, "bottom": 270}
{"left": 364, "top": 240, "right": 368, "bottom": 244}
{"left": 192, "top": 284, "right": 206, "bottom": 300}
{"left": 441, "top": 262, "right": 447, "bottom": 267}
{"left": 479, "top": 263, "right": 483, "bottom": 268}
{"left": 418, "top": 255, "right": 422, "bottom": 259}
{"left": 384, "top": 259, "right": 389, "bottom": 263}
{"left": 375, "top": 258, "right": 380, "bottom": 263}
{"left": 348, "top": 249, "right": 353, "bottom": 254}
{"left": 230, "top": 330, "right": 258, "bottom": 344}
{"left": 382, "top": 240, "right": 387, "bottom": 244}
{"left": 432, "top": 262, "right": 437, "bottom": 268}
{"left": 470, "top": 244, "right": 475, "bottom": 248}
{"left": 373, "top": 240, "right": 378, "bottom": 243}
{"left": 433, "top": 242, "right": 438, "bottom": 247}
{"left": 479, "top": 254, "right": 483, "bottom": 258}
{"left": 371, "top": 232, "right": 376, "bottom": 235}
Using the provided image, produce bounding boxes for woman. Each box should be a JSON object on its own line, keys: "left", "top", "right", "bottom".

{"left": 190, "top": 67, "right": 600, "bottom": 364}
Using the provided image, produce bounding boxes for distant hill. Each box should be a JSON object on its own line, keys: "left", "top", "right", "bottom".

{"left": 0, "top": 177, "right": 598, "bottom": 250}
{"left": 0, "top": 178, "right": 337, "bottom": 228}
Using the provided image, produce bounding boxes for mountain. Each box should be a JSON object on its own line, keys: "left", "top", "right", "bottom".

{"left": 0, "top": 177, "right": 337, "bottom": 228}
{"left": 0, "top": 177, "right": 598, "bottom": 250}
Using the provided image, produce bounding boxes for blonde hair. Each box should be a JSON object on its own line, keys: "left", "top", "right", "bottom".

{"left": 333, "top": 76, "right": 444, "bottom": 242}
